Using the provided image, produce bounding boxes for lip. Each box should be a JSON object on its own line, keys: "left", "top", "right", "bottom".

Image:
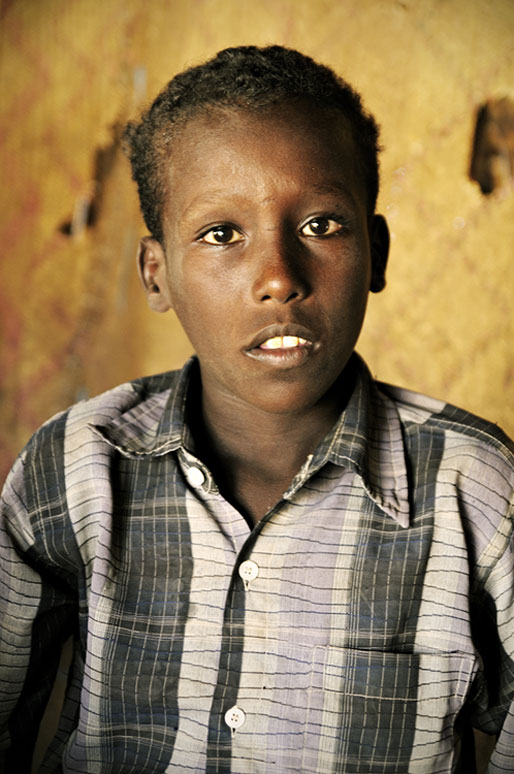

{"left": 245, "top": 323, "right": 320, "bottom": 367}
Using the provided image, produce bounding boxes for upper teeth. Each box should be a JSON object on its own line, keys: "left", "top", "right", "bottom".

{"left": 261, "top": 336, "right": 308, "bottom": 350}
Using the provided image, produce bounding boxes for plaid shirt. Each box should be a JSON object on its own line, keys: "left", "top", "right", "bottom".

{"left": 1, "top": 354, "right": 513, "bottom": 773}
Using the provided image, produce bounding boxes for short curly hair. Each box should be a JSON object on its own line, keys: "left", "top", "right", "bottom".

{"left": 123, "top": 45, "right": 381, "bottom": 244}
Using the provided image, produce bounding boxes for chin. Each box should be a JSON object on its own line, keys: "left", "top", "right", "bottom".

{"left": 244, "top": 381, "right": 336, "bottom": 416}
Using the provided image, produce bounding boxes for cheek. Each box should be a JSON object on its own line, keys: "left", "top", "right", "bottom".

{"left": 169, "top": 278, "right": 232, "bottom": 352}
{"left": 319, "top": 258, "right": 371, "bottom": 313}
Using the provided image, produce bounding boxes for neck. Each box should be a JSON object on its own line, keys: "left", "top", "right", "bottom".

{"left": 205, "top": 392, "right": 337, "bottom": 465}
{"left": 188, "top": 362, "right": 356, "bottom": 523}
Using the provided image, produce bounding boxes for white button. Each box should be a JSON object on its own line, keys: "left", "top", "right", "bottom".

{"left": 238, "top": 560, "right": 259, "bottom": 584}
{"left": 186, "top": 466, "right": 205, "bottom": 488}
{"left": 224, "top": 705, "right": 245, "bottom": 731}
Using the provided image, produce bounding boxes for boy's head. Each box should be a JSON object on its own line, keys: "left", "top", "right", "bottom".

{"left": 123, "top": 46, "right": 389, "bottom": 417}
{"left": 123, "top": 45, "right": 381, "bottom": 245}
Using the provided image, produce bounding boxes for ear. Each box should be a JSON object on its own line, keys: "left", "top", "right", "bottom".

{"left": 136, "top": 237, "right": 173, "bottom": 313}
{"left": 369, "top": 214, "right": 389, "bottom": 293}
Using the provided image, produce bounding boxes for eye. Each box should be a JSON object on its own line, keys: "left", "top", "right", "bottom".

{"left": 300, "top": 216, "right": 343, "bottom": 237}
{"left": 199, "top": 225, "right": 244, "bottom": 245}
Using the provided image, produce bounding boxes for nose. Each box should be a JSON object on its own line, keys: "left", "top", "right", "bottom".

{"left": 251, "top": 234, "right": 310, "bottom": 304}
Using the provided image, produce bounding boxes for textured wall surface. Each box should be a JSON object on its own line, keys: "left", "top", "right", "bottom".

{"left": 1, "top": 0, "right": 513, "bottom": 482}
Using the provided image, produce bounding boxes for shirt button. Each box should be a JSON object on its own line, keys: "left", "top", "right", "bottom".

{"left": 238, "top": 560, "right": 259, "bottom": 584}
{"left": 224, "top": 705, "right": 245, "bottom": 733}
{"left": 186, "top": 466, "right": 205, "bottom": 488}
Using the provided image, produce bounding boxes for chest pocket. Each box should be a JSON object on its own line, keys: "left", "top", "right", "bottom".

{"left": 302, "top": 647, "right": 478, "bottom": 773}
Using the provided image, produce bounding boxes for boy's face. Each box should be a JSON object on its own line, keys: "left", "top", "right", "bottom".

{"left": 140, "top": 102, "right": 388, "bottom": 416}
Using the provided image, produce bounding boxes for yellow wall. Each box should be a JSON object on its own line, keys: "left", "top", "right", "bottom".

{"left": 1, "top": 0, "right": 513, "bottom": 480}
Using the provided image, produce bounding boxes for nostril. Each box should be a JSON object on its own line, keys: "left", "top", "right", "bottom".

{"left": 253, "top": 263, "right": 308, "bottom": 304}
{"left": 260, "top": 289, "right": 301, "bottom": 303}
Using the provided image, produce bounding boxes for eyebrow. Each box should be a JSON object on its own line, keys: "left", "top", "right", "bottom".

{"left": 180, "top": 181, "right": 358, "bottom": 221}
{"left": 180, "top": 192, "right": 242, "bottom": 220}
{"left": 310, "top": 182, "right": 357, "bottom": 205}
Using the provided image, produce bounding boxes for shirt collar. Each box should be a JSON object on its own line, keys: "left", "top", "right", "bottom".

{"left": 92, "top": 353, "right": 410, "bottom": 528}
{"left": 283, "top": 354, "right": 410, "bottom": 527}
{"left": 91, "top": 358, "right": 198, "bottom": 457}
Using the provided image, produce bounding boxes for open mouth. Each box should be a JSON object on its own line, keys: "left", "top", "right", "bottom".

{"left": 259, "top": 335, "right": 309, "bottom": 350}
{"left": 245, "top": 326, "right": 317, "bottom": 366}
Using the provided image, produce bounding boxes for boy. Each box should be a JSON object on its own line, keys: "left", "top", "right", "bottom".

{"left": 1, "top": 45, "right": 513, "bottom": 773}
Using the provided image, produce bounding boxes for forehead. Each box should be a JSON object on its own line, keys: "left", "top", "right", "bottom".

{"left": 162, "top": 101, "right": 367, "bottom": 215}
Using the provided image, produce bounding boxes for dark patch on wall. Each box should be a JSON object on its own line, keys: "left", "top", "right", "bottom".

{"left": 470, "top": 97, "right": 514, "bottom": 196}
{"left": 59, "top": 126, "right": 122, "bottom": 236}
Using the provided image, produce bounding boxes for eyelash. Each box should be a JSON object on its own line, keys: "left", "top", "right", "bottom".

{"left": 299, "top": 214, "right": 349, "bottom": 238}
{"left": 197, "top": 215, "right": 349, "bottom": 245}
{"left": 198, "top": 223, "right": 243, "bottom": 245}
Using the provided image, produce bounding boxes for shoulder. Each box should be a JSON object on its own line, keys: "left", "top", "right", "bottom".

{"left": 65, "top": 369, "right": 182, "bottom": 436}
{"left": 8, "top": 369, "right": 184, "bottom": 490}
{"left": 30, "top": 370, "right": 179, "bottom": 444}
{"left": 377, "top": 380, "right": 513, "bottom": 511}
{"left": 378, "top": 380, "right": 513, "bottom": 457}
{"left": 2, "top": 369, "right": 185, "bottom": 541}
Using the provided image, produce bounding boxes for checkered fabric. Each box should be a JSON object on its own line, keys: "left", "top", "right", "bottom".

{"left": 1, "top": 354, "right": 513, "bottom": 773}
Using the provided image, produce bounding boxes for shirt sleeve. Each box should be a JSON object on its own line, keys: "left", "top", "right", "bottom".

{"left": 469, "top": 479, "right": 514, "bottom": 773}
{"left": 484, "top": 545, "right": 514, "bottom": 774}
{"left": 0, "top": 421, "right": 77, "bottom": 770}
